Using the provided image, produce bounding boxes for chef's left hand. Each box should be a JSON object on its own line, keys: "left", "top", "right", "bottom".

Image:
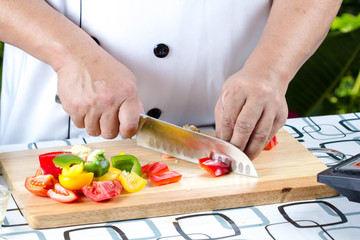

{"left": 214, "top": 0, "right": 342, "bottom": 160}
{"left": 214, "top": 69, "right": 288, "bottom": 160}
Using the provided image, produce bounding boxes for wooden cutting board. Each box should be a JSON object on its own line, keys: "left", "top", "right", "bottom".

{"left": 0, "top": 129, "right": 337, "bottom": 229}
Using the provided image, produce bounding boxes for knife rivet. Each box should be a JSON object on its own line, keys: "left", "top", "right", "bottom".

{"left": 246, "top": 165, "right": 250, "bottom": 174}
{"left": 237, "top": 162, "right": 244, "bottom": 173}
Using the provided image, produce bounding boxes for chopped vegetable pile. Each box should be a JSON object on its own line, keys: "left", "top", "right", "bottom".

{"left": 25, "top": 135, "right": 278, "bottom": 203}
{"left": 24, "top": 145, "right": 182, "bottom": 203}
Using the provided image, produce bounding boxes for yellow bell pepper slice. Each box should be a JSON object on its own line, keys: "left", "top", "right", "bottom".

{"left": 59, "top": 171, "right": 94, "bottom": 190}
{"left": 59, "top": 162, "right": 94, "bottom": 190}
{"left": 97, "top": 170, "right": 121, "bottom": 182}
{"left": 62, "top": 162, "right": 84, "bottom": 176}
{"left": 118, "top": 171, "right": 147, "bottom": 193}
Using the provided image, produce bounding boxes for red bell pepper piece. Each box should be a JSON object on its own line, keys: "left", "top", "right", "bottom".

{"left": 264, "top": 136, "right": 278, "bottom": 150}
{"left": 199, "top": 157, "right": 230, "bottom": 177}
{"left": 160, "top": 153, "right": 174, "bottom": 159}
{"left": 149, "top": 171, "right": 182, "bottom": 186}
{"left": 39, "top": 151, "right": 69, "bottom": 178}
{"left": 141, "top": 162, "right": 170, "bottom": 177}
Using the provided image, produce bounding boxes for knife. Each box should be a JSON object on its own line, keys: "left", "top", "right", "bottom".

{"left": 136, "top": 114, "right": 258, "bottom": 177}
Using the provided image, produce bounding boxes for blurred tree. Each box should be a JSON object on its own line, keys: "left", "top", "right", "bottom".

{"left": 286, "top": 4, "right": 360, "bottom": 117}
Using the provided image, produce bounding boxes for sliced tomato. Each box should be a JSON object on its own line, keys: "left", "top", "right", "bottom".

{"left": 149, "top": 171, "right": 182, "bottom": 186}
{"left": 264, "top": 136, "right": 278, "bottom": 150}
{"left": 47, "top": 183, "right": 78, "bottom": 203}
{"left": 82, "top": 181, "right": 122, "bottom": 202}
{"left": 25, "top": 174, "right": 58, "bottom": 197}
{"left": 199, "top": 157, "right": 230, "bottom": 177}
{"left": 141, "top": 162, "right": 169, "bottom": 177}
{"left": 34, "top": 168, "right": 43, "bottom": 176}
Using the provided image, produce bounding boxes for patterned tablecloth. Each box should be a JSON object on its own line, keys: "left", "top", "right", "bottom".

{"left": 1, "top": 113, "right": 360, "bottom": 240}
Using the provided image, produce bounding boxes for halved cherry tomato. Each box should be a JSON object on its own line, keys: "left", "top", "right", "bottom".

{"left": 264, "top": 136, "right": 278, "bottom": 150}
{"left": 82, "top": 181, "right": 122, "bottom": 202}
{"left": 25, "top": 174, "right": 58, "bottom": 197}
{"left": 198, "top": 157, "right": 230, "bottom": 177}
{"left": 118, "top": 171, "right": 147, "bottom": 193}
{"left": 149, "top": 171, "right": 182, "bottom": 186}
{"left": 141, "top": 162, "right": 169, "bottom": 177}
{"left": 47, "top": 183, "right": 78, "bottom": 203}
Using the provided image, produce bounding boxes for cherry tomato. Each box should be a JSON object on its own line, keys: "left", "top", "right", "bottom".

{"left": 25, "top": 174, "right": 58, "bottom": 197}
{"left": 82, "top": 181, "right": 122, "bottom": 202}
{"left": 47, "top": 183, "right": 78, "bottom": 203}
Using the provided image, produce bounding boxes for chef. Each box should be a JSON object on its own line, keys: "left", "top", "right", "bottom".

{"left": 0, "top": 0, "right": 341, "bottom": 159}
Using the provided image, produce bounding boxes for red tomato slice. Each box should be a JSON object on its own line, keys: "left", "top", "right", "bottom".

{"left": 149, "top": 171, "right": 182, "bottom": 186}
{"left": 264, "top": 136, "right": 278, "bottom": 150}
{"left": 25, "top": 174, "right": 58, "bottom": 197}
{"left": 82, "top": 181, "right": 122, "bottom": 202}
{"left": 47, "top": 183, "right": 78, "bottom": 203}
{"left": 198, "top": 157, "right": 230, "bottom": 177}
{"left": 34, "top": 168, "right": 43, "bottom": 176}
{"left": 141, "top": 162, "right": 169, "bottom": 177}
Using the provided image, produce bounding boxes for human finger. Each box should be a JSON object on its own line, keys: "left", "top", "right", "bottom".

{"left": 229, "top": 97, "right": 263, "bottom": 153}
{"left": 118, "top": 96, "right": 143, "bottom": 139}
{"left": 241, "top": 108, "right": 274, "bottom": 159}
{"left": 99, "top": 108, "right": 120, "bottom": 139}
{"left": 217, "top": 90, "right": 244, "bottom": 142}
{"left": 84, "top": 108, "right": 101, "bottom": 136}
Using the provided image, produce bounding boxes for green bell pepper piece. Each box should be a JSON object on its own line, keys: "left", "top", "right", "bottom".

{"left": 83, "top": 149, "right": 110, "bottom": 177}
{"left": 52, "top": 153, "right": 84, "bottom": 168}
{"left": 111, "top": 154, "right": 142, "bottom": 176}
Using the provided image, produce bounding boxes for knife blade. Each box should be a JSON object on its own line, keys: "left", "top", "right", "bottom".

{"left": 136, "top": 114, "right": 258, "bottom": 177}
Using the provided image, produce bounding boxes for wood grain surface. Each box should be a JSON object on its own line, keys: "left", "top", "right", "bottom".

{"left": 0, "top": 129, "right": 338, "bottom": 229}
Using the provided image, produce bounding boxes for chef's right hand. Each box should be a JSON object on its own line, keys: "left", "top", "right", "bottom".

{"left": 55, "top": 39, "right": 144, "bottom": 140}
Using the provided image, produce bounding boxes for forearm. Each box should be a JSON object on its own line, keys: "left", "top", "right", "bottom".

{"left": 242, "top": 0, "right": 342, "bottom": 93}
{"left": 0, "top": 0, "right": 97, "bottom": 71}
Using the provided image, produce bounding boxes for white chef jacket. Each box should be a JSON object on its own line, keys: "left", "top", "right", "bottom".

{"left": 0, "top": 0, "right": 271, "bottom": 145}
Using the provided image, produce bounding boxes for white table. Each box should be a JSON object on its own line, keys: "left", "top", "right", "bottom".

{"left": 1, "top": 113, "right": 360, "bottom": 240}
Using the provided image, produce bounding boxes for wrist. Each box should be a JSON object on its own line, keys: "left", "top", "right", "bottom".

{"left": 241, "top": 57, "right": 292, "bottom": 94}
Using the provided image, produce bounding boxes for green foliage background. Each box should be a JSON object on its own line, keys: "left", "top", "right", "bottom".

{"left": 286, "top": 2, "right": 360, "bottom": 117}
